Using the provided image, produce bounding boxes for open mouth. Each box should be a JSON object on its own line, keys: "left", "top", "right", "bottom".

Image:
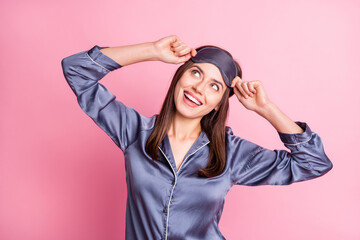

{"left": 184, "top": 91, "right": 202, "bottom": 106}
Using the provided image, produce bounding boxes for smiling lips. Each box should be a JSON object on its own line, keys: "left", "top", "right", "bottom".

{"left": 183, "top": 91, "right": 203, "bottom": 107}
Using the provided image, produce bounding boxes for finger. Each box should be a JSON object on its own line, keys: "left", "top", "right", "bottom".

{"left": 233, "top": 86, "right": 246, "bottom": 102}
{"left": 171, "top": 45, "right": 186, "bottom": 56}
{"left": 169, "top": 35, "right": 180, "bottom": 45}
{"left": 231, "top": 76, "right": 241, "bottom": 88}
{"left": 241, "top": 82, "right": 254, "bottom": 97}
{"left": 171, "top": 39, "right": 182, "bottom": 48}
{"left": 191, "top": 48, "right": 197, "bottom": 57}
{"left": 171, "top": 41, "right": 181, "bottom": 48}
{"left": 236, "top": 81, "right": 249, "bottom": 99}
{"left": 248, "top": 82, "right": 257, "bottom": 94}
{"left": 175, "top": 53, "right": 191, "bottom": 63}
{"left": 177, "top": 46, "right": 192, "bottom": 56}
{"left": 233, "top": 86, "right": 241, "bottom": 99}
{"left": 172, "top": 43, "right": 186, "bottom": 52}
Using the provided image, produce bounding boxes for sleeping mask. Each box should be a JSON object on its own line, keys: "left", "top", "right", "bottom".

{"left": 190, "top": 46, "right": 238, "bottom": 96}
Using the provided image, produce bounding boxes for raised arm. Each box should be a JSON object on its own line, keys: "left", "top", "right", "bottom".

{"left": 228, "top": 121, "right": 333, "bottom": 186}
{"left": 228, "top": 77, "right": 333, "bottom": 186}
{"left": 99, "top": 35, "right": 197, "bottom": 66}
{"left": 231, "top": 77, "right": 304, "bottom": 134}
{"left": 61, "top": 35, "right": 196, "bottom": 151}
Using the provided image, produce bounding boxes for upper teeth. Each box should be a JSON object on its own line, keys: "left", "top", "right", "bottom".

{"left": 184, "top": 92, "right": 201, "bottom": 106}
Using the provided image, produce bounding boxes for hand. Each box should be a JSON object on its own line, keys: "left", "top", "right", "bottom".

{"left": 153, "top": 35, "right": 197, "bottom": 64}
{"left": 231, "top": 76, "right": 271, "bottom": 113}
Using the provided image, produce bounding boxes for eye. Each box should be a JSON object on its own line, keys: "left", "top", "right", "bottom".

{"left": 211, "top": 83, "right": 219, "bottom": 91}
{"left": 191, "top": 69, "right": 200, "bottom": 77}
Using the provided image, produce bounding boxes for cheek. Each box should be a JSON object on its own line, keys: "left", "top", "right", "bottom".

{"left": 174, "top": 83, "right": 184, "bottom": 105}
{"left": 177, "top": 78, "right": 190, "bottom": 87}
{"left": 205, "top": 91, "right": 223, "bottom": 107}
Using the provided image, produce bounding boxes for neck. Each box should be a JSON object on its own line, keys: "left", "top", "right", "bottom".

{"left": 168, "top": 112, "right": 202, "bottom": 140}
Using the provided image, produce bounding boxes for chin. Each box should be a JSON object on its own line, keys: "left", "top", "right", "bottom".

{"left": 175, "top": 104, "right": 213, "bottom": 121}
{"left": 175, "top": 108, "right": 201, "bottom": 120}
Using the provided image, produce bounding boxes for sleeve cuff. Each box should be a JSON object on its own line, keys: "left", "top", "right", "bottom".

{"left": 87, "top": 45, "right": 122, "bottom": 71}
{"left": 277, "top": 121, "right": 313, "bottom": 145}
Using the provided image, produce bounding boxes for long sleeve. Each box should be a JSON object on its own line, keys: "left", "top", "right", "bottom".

{"left": 228, "top": 122, "right": 333, "bottom": 186}
{"left": 61, "top": 45, "right": 144, "bottom": 152}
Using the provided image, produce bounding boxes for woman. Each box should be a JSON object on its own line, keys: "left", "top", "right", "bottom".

{"left": 61, "top": 35, "right": 333, "bottom": 240}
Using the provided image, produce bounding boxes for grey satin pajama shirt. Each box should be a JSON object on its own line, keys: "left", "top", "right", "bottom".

{"left": 61, "top": 45, "right": 333, "bottom": 240}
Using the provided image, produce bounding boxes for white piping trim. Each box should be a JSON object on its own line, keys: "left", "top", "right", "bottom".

{"left": 158, "top": 140, "right": 209, "bottom": 239}
{"left": 178, "top": 141, "right": 210, "bottom": 174}
{"left": 158, "top": 147, "right": 177, "bottom": 240}
{"left": 283, "top": 133, "right": 314, "bottom": 146}
{"left": 86, "top": 52, "right": 111, "bottom": 72}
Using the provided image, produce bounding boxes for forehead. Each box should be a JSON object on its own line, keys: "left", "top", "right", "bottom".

{"left": 190, "top": 62, "right": 225, "bottom": 83}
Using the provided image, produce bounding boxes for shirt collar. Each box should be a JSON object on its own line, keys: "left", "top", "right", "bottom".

{"left": 159, "top": 130, "right": 210, "bottom": 173}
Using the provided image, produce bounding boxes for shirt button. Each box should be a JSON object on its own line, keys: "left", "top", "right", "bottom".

{"left": 163, "top": 207, "right": 167, "bottom": 213}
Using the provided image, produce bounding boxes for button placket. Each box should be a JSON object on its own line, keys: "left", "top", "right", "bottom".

{"left": 158, "top": 146, "right": 177, "bottom": 240}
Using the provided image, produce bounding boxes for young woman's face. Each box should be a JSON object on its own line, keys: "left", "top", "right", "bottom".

{"left": 173, "top": 62, "right": 227, "bottom": 120}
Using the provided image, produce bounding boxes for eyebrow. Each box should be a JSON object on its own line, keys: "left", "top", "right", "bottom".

{"left": 192, "top": 65, "right": 224, "bottom": 89}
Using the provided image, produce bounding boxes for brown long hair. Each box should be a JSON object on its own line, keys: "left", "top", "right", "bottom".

{"left": 145, "top": 45, "right": 242, "bottom": 178}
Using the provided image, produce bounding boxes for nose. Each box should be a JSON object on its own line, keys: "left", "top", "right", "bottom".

{"left": 192, "top": 79, "right": 206, "bottom": 95}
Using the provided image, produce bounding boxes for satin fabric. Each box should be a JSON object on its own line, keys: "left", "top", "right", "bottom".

{"left": 61, "top": 45, "right": 333, "bottom": 240}
{"left": 190, "top": 46, "right": 238, "bottom": 88}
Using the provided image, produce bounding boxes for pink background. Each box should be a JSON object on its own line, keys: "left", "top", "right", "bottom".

{"left": 1, "top": 0, "right": 359, "bottom": 239}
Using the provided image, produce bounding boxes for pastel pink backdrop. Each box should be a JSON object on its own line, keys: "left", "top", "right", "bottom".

{"left": 0, "top": 0, "right": 359, "bottom": 239}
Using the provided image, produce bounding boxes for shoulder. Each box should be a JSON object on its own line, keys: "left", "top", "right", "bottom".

{"left": 225, "top": 126, "right": 244, "bottom": 143}
{"left": 225, "top": 125, "right": 263, "bottom": 158}
{"left": 122, "top": 103, "right": 157, "bottom": 132}
{"left": 141, "top": 113, "right": 157, "bottom": 132}
{"left": 225, "top": 126, "right": 234, "bottom": 136}
{"left": 225, "top": 125, "right": 245, "bottom": 147}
